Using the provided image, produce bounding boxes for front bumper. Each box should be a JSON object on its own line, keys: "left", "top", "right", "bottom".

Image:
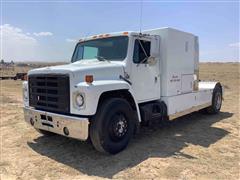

{"left": 23, "top": 107, "right": 89, "bottom": 140}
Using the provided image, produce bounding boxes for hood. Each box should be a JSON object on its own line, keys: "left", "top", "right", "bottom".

{"left": 28, "top": 59, "right": 125, "bottom": 83}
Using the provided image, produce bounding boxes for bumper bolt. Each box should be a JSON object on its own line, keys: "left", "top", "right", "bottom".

{"left": 63, "top": 127, "right": 69, "bottom": 136}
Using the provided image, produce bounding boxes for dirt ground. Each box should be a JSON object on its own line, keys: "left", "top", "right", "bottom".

{"left": 0, "top": 63, "right": 239, "bottom": 180}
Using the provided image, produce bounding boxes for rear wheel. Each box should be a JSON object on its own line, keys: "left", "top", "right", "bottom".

{"left": 90, "top": 98, "right": 135, "bottom": 154}
{"left": 206, "top": 83, "right": 222, "bottom": 114}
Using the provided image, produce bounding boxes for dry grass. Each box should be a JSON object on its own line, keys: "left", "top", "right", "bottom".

{"left": 0, "top": 63, "right": 239, "bottom": 180}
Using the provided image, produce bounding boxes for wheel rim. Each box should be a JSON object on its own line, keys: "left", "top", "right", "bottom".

{"left": 215, "top": 92, "right": 222, "bottom": 110}
{"left": 109, "top": 112, "right": 128, "bottom": 142}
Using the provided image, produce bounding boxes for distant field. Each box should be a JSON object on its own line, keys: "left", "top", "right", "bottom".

{"left": 0, "top": 62, "right": 239, "bottom": 179}
{"left": 0, "top": 62, "right": 66, "bottom": 77}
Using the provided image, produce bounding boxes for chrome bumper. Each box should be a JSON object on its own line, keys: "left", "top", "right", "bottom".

{"left": 23, "top": 107, "right": 89, "bottom": 140}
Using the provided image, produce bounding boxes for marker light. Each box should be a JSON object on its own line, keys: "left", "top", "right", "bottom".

{"left": 85, "top": 75, "right": 93, "bottom": 84}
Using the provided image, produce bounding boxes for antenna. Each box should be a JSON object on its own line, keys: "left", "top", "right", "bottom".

{"left": 82, "top": 30, "right": 91, "bottom": 41}
{"left": 139, "top": 0, "right": 143, "bottom": 34}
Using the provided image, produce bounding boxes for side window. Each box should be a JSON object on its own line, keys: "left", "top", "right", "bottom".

{"left": 133, "top": 39, "right": 151, "bottom": 63}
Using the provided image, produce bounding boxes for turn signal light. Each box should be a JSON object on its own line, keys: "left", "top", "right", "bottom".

{"left": 85, "top": 75, "right": 93, "bottom": 84}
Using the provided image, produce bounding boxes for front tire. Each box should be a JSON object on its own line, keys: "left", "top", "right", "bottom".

{"left": 90, "top": 98, "right": 135, "bottom": 154}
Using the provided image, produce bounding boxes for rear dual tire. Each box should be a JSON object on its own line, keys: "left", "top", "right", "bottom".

{"left": 206, "top": 83, "right": 222, "bottom": 114}
{"left": 90, "top": 98, "right": 135, "bottom": 154}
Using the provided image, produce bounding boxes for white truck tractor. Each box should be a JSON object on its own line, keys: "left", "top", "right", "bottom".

{"left": 23, "top": 28, "right": 223, "bottom": 154}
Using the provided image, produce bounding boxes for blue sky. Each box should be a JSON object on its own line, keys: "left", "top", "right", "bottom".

{"left": 1, "top": 1, "right": 239, "bottom": 62}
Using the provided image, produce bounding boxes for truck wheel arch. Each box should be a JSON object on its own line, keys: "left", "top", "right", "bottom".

{"left": 98, "top": 89, "right": 136, "bottom": 110}
{"left": 95, "top": 89, "right": 141, "bottom": 128}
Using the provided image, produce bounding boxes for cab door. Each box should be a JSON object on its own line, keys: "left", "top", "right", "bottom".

{"left": 130, "top": 36, "right": 160, "bottom": 103}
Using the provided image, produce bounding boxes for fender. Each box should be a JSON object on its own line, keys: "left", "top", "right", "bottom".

{"left": 199, "top": 81, "right": 224, "bottom": 96}
{"left": 199, "top": 81, "right": 220, "bottom": 91}
{"left": 71, "top": 80, "right": 142, "bottom": 122}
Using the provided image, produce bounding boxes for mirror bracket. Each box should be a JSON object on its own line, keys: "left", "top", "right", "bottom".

{"left": 147, "top": 56, "right": 157, "bottom": 65}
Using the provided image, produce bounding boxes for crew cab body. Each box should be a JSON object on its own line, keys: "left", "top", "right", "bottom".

{"left": 23, "top": 28, "right": 223, "bottom": 154}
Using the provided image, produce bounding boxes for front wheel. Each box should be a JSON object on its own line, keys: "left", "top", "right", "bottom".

{"left": 90, "top": 98, "right": 135, "bottom": 154}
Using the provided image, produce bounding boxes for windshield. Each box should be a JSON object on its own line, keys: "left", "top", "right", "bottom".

{"left": 71, "top": 36, "right": 128, "bottom": 62}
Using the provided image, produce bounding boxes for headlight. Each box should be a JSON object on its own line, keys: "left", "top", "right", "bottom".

{"left": 75, "top": 93, "right": 84, "bottom": 107}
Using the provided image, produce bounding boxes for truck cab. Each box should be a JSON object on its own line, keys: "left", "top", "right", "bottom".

{"left": 23, "top": 28, "right": 223, "bottom": 154}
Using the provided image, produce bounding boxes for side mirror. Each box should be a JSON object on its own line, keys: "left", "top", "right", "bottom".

{"left": 150, "top": 35, "right": 160, "bottom": 58}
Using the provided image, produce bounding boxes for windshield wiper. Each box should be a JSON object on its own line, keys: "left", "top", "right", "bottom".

{"left": 95, "top": 56, "right": 109, "bottom": 62}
